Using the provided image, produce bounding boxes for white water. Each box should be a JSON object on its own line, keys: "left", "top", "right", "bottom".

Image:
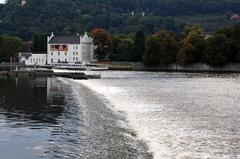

{"left": 72, "top": 71, "right": 240, "bottom": 159}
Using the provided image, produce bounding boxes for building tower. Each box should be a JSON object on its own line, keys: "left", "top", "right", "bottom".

{"left": 80, "top": 32, "right": 94, "bottom": 64}
{"left": 21, "top": 0, "right": 26, "bottom": 6}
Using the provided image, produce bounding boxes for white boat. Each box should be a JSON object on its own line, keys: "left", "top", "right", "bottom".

{"left": 53, "top": 63, "right": 86, "bottom": 70}
{"left": 85, "top": 64, "right": 108, "bottom": 71}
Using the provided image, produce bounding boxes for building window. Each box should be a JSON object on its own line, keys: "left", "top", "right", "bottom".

{"left": 76, "top": 52, "right": 78, "bottom": 55}
{"left": 42, "top": 59, "right": 44, "bottom": 63}
{"left": 65, "top": 59, "right": 67, "bottom": 63}
{"left": 30, "top": 58, "right": 32, "bottom": 63}
{"left": 65, "top": 52, "right": 67, "bottom": 56}
{"left": 73, "top": 46, "right": 75, "bottom": 49}
{"left": 73, "top": 52, "right": 75, "bottom": 55}
{"left": 51, "top": 52, "right": 53, "bottom": 55}
{"left": 76, "top": 46, "right": 78, "bottom": 49}
{"left": 76, "top": 57, "right": 78, "bottom": 61}
{"left": 73, "top": 57, "right": 75, "bottom": 60}
{"left": 58, "top": 52, "right": 60, "bottom": 56}
{"left": 51, "top": 58, "right": 53, "bottom": 63}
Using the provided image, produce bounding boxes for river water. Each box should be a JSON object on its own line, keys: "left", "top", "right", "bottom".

{"left": 0, "top": 72, "right": 239, "bottom": 159}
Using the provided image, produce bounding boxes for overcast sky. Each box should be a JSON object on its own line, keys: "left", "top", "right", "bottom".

{"left": 0, "top": 0, "right": 5, "bottom": 4}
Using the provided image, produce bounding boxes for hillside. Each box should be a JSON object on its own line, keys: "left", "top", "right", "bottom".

{"left": 0, "top": 0, "right": 240, "bottom": 39}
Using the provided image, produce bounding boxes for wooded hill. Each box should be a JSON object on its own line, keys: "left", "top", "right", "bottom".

{"left": 0, "top": 0, "right": 240, "bottom": 39}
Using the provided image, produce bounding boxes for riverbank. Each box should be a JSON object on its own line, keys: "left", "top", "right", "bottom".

{"left": 107, "top": 62, "right": 240, "bottom": 73}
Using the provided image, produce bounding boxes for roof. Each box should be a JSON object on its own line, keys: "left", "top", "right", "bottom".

{"left": 48, "top": 35, "right": 80, "bottom": 44}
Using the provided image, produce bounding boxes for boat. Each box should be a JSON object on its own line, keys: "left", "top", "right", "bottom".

{"left": 85, "top": 64, "right": 108, "bottom": 71}
{"left": 53, "top": 63, "right": 86, "bottom": 70}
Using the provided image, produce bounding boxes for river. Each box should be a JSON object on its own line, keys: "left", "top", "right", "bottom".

{"left": 0, "top": 71, "right": 239, "bottom": 159}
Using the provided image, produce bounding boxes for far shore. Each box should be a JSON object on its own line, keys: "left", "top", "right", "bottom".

{"left": 2, "top": 62, "right": 240, "bottom": 74}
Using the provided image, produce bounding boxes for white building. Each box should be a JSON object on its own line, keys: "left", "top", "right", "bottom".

{"left": 18, "top": 52, "right": 47, "bottom": 66}
{"left": 19, "top": 32, "right": 94, "bottom": 65}
{"left": 21, "top": 0, "right": 27, "bottom": 6}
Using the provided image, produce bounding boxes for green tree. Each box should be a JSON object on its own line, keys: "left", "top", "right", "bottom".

{"left": 0, "top": 35, "right": 22, "bottom": 62}
{"left": 144, "top": 36, "right": 161, "bottom": 66}
{"left": 215, "top": 26, "right": 240, "bottom": 62}
{"left": 155, "top": 30, "right": 177, "bottom": 65}
{"left": 205, "top": 34, "right": 232, "bottom": 66}
{"left": 130, "top": 30, "right": 145, "bottom": 62}
{"left": 111, "top": 34, "right": 134, "bottom": 61}
{"left": 177, "top": 26, "right": 206, "bottom": 65}
{"left": 91, "top": 28, "right": 113, "bottom": 61}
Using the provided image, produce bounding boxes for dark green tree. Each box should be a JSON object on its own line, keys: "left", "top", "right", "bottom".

{"left": 155, "top": 30, "right": 178, "bottom": 65}
{"left": 144, "top": 36, "right": 161, "bottom": 66}
{"left": 130, "top": 30, "right": 145, "bottom": 62}
{"left": 205, "top": 34, "right": 232, "bottom": 66}
{"left": 0, "top": 35, "right": 22, "bottom": 62}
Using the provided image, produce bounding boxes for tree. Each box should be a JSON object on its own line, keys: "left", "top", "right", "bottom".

{"left": 130, "top": 30, "right": 145, "bottom": 62}
{"left": 155, "top": 30, "right": 177, "bottom": 65}
{"left": 205, "top": 34, "right": 232, "bottom": 66}
{"left": 32, "top": 34, "right": 48, "bottom": 53}
{"left": 215, "top": 26, "right": 240, "bottom": 62}
{"left": 111, "top": 34, "right": 134, "bottom": 61}
{"left": 91, "top": 28, "right": 113, "bottom": 61}
{"left": 0, "top": 35, "right": 22, "bottom": 62}
{"left": 177, "top": 43, "right": 197, "bottom": 65}
{"left": 144, "top": 36, "right": 161, "bottom": 66}
{"left": 177, "top": 26, "right": 206, "bottom": 65}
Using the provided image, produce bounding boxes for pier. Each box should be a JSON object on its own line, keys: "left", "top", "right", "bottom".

{"left": 0, "top": 64, "right": 100, "bottom": 80}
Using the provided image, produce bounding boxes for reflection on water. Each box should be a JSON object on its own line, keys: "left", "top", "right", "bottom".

{"left": 0, "top": 76, "right": 151, "bottom": 159}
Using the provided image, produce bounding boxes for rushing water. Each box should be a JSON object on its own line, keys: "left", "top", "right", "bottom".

{"left": 76, "top": 71, "right": 239, "bottom": 159}
{"left": 0, "top": 72, "right": 240, "bottom": 159}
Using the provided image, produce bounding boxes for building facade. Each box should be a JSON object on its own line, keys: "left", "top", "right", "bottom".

{"left": 47, "top": 32, "right": 94, "bottom": 65}
{"left": 19, "top": 32, "right": 94, "bottom": 65}
{"left": 18, "top": 52, "right": 47, "bottom": 66}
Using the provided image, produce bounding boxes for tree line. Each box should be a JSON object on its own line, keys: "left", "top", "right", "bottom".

{"left": 1, "top": 0, "right": 240, "bottom": 40}
{"left": 91, "top": 25, "right": 240, "bottom": 66}
{"left": 0, "top": 25, "right": 239, "bottom": 66}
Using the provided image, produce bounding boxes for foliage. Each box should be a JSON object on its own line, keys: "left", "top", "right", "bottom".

{"left": 1, "top": 0, "right": 240, "bottom": 39}
{"left": 32, "top": 34, "right": 48, "bottom": 53}
{"left": 156, "top": 30, "right": 178, "bottom": 65}
{"left": 144, "top": 30, "right": 177, "bottom": 66}
{"left": 177, "top": 26, "right": 206, "bottom": 65}
{"left": 205, "top": 34, "right": 232, "bottom": 66}
{"left": 111, "top": 35, "right": 134, "bottom": 61}
{"left": 130, "top": 31, "right": 145, "bottom": 62}
{"left": 0, "top": 35, "right": 22, "bottom": 62}
{"left": 144, "top": 36, "right": 161, "bottom": 66}
{"left": 91, "top": 28, "right": 113, "bottom": 60}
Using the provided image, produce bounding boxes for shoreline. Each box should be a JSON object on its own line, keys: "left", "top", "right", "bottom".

{"left": 107, "top": 62, "right": 240, "bottom": 73}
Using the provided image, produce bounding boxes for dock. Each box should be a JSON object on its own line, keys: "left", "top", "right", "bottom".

{"left": 0, "top": 69, "right": 101, "bottom": 80}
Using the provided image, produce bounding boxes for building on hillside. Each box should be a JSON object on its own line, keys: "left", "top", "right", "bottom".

{"left": 18, "top": 32, "right": 94, "bottom": 65}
